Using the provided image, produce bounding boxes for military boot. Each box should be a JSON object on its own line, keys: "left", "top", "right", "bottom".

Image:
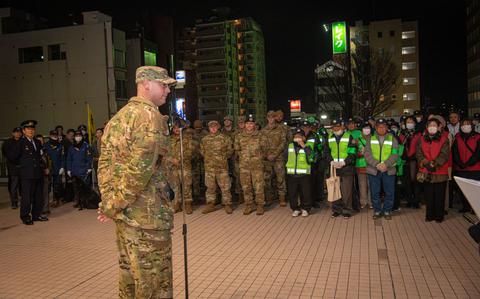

{"left": 243, "top": 205, "right": 254, "bottom": 215}
{"left": 279, "top": 194, "right": 287, "bottom": 207}
{"left": 202, "top": 203, "right": 216, "bottom": 214}
{"left": 256, "top": 205, "right": 265, "bottom": 215}
{"left": 174, "top": 201, "right": 182, "bottom": 213}
{"left": 185, "top": 202, "right": 193, "bottom": 214}
{"left": 224, "top": 205, "right": 233, "bottom": 214}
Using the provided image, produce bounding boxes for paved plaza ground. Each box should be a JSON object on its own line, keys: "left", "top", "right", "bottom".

{"left": 0, "top": 186, "right": 479, "bottom": 298}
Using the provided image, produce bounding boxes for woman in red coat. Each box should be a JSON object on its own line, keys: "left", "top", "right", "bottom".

{"left": 452, "top": 118, "right": 480, "bottom": 213}
{"left": 416, "top": 119, "right": 451, "bottom": 223}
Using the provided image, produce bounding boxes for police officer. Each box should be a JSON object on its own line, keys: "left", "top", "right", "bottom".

{"left": 16, "top": 120, "right": 48, "bottom": 224}
{"left": 364, "top": 118, "right": 399, "bottom": 220}
{"left": 414, "top": 110, "right": 426, "bottom": 133}
{"left": 472, "top": 112, "right": 480, "bottom": 133}
{"left": 43, "top": 130, "right": 65, "bottom": 207}
{"left": 67, "top": 130, "right": 93, "bottom": 209}
{"left": 2, "top": 127, "right": 23, "bottom": 209}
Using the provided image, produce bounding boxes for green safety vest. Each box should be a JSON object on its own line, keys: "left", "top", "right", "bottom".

{"left": 370, "top": 134, "right": 397, "bottom": 163}
{"left": 328, "top": 132, "right": 356, "bottom": 162}
{"left": 349, "top": 129, "right": 362, "bottom": 140}
{"left": 285, "top": 143, "right": 311, "bottom": 175}
{"left": 306, "top": 135, "right": 316, "bottom": 163}
{"left": 396, "top": 144, "right": 405, "bottom": 176}
{"left": 356, "top": 136, "right": 367, "bottom": 168}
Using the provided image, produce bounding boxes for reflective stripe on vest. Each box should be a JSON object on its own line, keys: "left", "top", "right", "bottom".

{"left": 285, "top": 143, "right": 311, "bottom": 175}
{"left": 328, "top": 132, "right": 352, "bottom": 162}
{"left": 371, "top": 134, "right": 394, "bottom": 163}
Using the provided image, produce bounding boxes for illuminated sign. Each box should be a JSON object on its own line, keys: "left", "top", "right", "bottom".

{"left": 332, "top": 22, "right": 347, "bottom": 54}
{"left": 290, "top": 100, "right": 301, "bottom": 113}
{"left": 175, "top": 70, "right": 186, "bottom": 89}
{"left": 144, "top": 51, "right": 157, "bottom": 66}
{"left": 175, "top": 98, "right": 186, "bottom": 119}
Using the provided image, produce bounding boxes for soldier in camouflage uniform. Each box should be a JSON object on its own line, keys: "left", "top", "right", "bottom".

{"left": 233, "top": 116, "right": 246, "bottom": 203}
{"left": 262, "top": 111, "right": 288, "bottom": 206}
{"left": 97, "top": 66, "right": 175, "bottom": 299}
{"left": 275, "top": 109, "right": 293, "bottom": 144}
{"left": 200, "top": 120, "right": 234, "bottom": 214}
{"left": 165, "top": 120, "right": 195, "bottom": 214}
{"left": 234, "top": 114, "right": 268, "bottom": 215}
{"left": 191, "top": 120, "right": 208, "bottom": 202}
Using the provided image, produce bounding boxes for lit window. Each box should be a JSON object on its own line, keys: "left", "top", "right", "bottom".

{"left": 403, "top": 93, "right": 417, "bottom": 101}
{"left": 403, "top": 77, "right": 417, "bottom": 85}
{"left": 402, "top": 62, "right": 416, "bottom": 70}
{"left": 402, "top": 46, "right": 416, "bottom": 55}
{"left": 402, "top": 31, "right": 415, "bottom": 39}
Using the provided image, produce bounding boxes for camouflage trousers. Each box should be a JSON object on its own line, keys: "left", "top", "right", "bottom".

{"left": 233, "top": 159, "right": 243, "bottom": 196}
{"left": 264, "top": 159, "right": 287, "bottom": 201}
{"left": 171, "top": 166, "right": 193, "bottom": 204}
{"left": 240, "top": 164, "right": 265, "bottom": 206}
{"left": 205, "top": 167, "right": 232, "bottom": 205}
{"left": 191, "top": 158, "right": 204, "bottom": 200}
{"left": 115, "top": 221, "right": 172, "bottom": 299}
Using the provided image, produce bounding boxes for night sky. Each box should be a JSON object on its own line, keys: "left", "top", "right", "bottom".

{"left": 1, "top": 0, "right": 468, "bottom": 115}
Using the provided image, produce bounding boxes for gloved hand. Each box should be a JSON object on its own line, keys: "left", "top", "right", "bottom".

{"left": 59, "top": 168, "right": 65, "bottom": 175}
{"left": 425, "top": 163, "right": 436, "bottom": 172}
{"left": 337, "top": 161, "right": 346, "bottom": 168}
{"left": 87, "top": 169, "right": 92, "bottom": 174}
{"left": 67, "top": 171, "right": 72, "bottom": 177}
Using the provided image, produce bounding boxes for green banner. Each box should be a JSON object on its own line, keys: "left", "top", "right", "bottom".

{"left": 332, "top": 22, "right": 347, "bottom": 54}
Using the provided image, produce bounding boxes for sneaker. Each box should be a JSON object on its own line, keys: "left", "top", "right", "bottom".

{"left": 373, "top": 213, "right": 382, "bottom": 220}
{"left": 292, "top": 210, "right": 301, "bottom": 217}
{"left": 384, "top": 213, "right": 392, "bottom": 220}
{"left": 301, "top": 210, "right": 309, "bottom": 217}
{"left": 343, "top": 213, "right": 351, "bottom": 219}
{"left": 331, "top": 212, "right": 341, "bottom": 218}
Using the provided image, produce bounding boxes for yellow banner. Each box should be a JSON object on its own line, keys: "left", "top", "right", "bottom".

{"left": 87, "top": 104, "right": 95, "bottom": 144}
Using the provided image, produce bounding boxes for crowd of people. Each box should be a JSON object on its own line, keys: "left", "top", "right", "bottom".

{"left": 157, "top": 109, "right": 480, "bottom": 222}
{"left": 2, "top": 107, "right": 480, "bottom": 225}
{"left": 2, "top": 122, "right": 103, "bottom": 224}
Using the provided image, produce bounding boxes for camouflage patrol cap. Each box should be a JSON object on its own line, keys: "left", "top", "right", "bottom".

{"left": 224, "top": 115, "right": 233, "bottom": 121}
{"left": 246, "top": 114, "right": 255, "bottom": 123}
{"left": 135, "top": 66, "right": 177, "bottom": 85}
{"left": 208, "top": 120, "right": 220, "bottom": 128}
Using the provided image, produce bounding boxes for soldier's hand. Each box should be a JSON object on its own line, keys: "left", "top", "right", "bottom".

{"left": 97, "top": 210, "right": 110, "bottom": 223}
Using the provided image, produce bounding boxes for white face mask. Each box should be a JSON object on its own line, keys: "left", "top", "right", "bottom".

{"left": 416, "top": 117, "right": 422, "bottom": 123}
{"left": 75, "top": 136, "right": 83, "bottom": 142}
{"left": 406, "top": 123, "right": 415, "bottom": 130}
{"left": 461, "top": 125, "right": 472, "bottom": 134}
{"left": 391, "top": 127, "right": 398, "bottom": 134}
{"left": 427, "top": 126, "right": 438, "bottom": 135}
{"left": 81, "top": 130, "right": 87, "bottom": 135}
{"left": 401, "top": 124, "right": 406, "bottom": 130}
{"left": 334, "top": 130, "right": 344, "bottom": 136}
{"left": 362, "top": 128, "right": 371, "bottom": 136}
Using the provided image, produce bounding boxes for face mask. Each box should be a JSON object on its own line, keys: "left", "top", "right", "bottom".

{"left": 362, "top": 128, "right": 371, "bottom": 136}
{"left": 416, "top": 117, "right": 422, "bottom": 123}
{"left": 75, "top": 137, "right": 83, "bottom": 142}
{"left": 334, "top": 130, "right": 344, "bottom": 136}
{"left": 401, "top": 124, "right": 406, "bottom": 130}
{"left": 391, "top": 128, "right": 398, "bottom": 134}
{"left": 427, "top": 127, "right": 438, "bottom": 135}
{"left": 461, "top": 125, "right": 472, "bottom": 134}
{"left": 81, "top": 130, "right": 87, "bottom": 135}
{"left": 406, "top": 123, "right": 415, "bottom": 130}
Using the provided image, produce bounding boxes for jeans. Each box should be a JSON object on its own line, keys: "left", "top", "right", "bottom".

{"left": 368, "top": 172, "right": 396, "bottom": 214}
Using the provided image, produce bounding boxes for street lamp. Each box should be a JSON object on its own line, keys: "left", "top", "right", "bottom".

{"left": 321, "top": 114, "right": 328, "bottom": 120}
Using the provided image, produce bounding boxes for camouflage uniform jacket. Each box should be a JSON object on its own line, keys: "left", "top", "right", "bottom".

{"left": 98, "top": 96, "right": 172, "bottom": 230}
{"left": 278, "top": 123, "right": 293, "bottom": 144}
{"left": 200, "top": 133, "right": 234, "bottom": 170}
{"left": 222, "top": 127, "right": 236, "bottom": 142}
{"left": 262, "top": 123, "right": 286, "bottom": 161}
{"left": 165, "top": 133, "right": 195, "bottom": 170}
{"left": 234, "top": 130, "right": 268, "bottom": 168}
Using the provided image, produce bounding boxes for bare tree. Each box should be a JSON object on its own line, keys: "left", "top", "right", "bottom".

{"left": 315, "top": 41, "right": 399, "bottom": 119}
{"left": 351, "top": 42, "right": 399, "bottom": 118}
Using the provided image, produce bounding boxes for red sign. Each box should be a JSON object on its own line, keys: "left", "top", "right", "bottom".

{"left": 290, "top": 100, "right": 301, "bottom": 112}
